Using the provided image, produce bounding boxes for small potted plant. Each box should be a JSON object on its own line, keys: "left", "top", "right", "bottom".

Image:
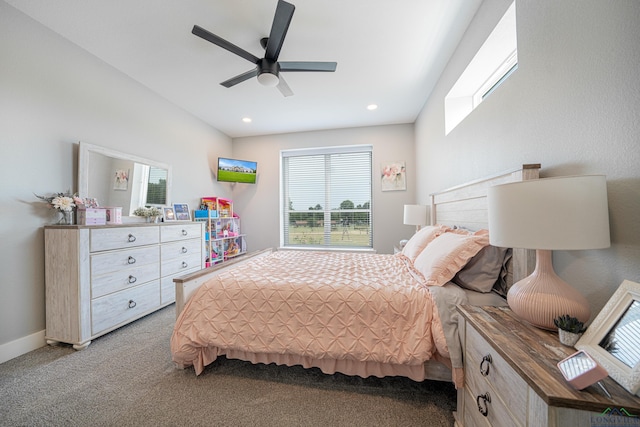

{"left": 554, "top": 314, "right": 586, "bottom": 347}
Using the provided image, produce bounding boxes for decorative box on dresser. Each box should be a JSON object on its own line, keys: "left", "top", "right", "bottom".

{"left": 455, "top": 305, "right": 640, "bottom": 427}
{"left": 44, "top": 222, "right": 203, "bottom": 350}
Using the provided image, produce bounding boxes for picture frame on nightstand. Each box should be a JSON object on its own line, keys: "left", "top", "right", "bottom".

{"left": 576, "top": 279, "right": 640, "bottom": 397}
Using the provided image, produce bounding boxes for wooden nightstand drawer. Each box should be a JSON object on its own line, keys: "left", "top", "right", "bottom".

{"left": 464, "top": 329, "right": 524, "bottom": 426}
{"left": 465, "top": 325, "right": 527, "bottom": 426}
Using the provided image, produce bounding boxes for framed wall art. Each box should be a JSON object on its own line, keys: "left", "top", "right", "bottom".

{"left": 381, "top": 161, "right": 406, "bottom": 191}
{"left": 113, "top": 169, "right": 129, "bottom": 191}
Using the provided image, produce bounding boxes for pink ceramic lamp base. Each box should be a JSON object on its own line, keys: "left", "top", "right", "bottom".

{"left": 507, "top": 249, "right": 591, "bottom": 330}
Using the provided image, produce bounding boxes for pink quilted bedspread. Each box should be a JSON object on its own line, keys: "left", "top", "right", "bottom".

{"left": 171, "top": 251, "right": 451, "bottom": 378}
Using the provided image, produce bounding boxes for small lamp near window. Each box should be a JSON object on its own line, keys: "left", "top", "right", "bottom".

{"left": 403, "top": 204, "right": 428, "bottom": 233}
{"left": 487, "top": 175, "right": 610, "bottom": 330}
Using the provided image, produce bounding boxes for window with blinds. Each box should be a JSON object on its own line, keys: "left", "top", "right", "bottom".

{"left": 146, "top": 166, "right": 167, "bottom": 205}
{"left": 281, "top": 145, "right": 372, "bottom": 249}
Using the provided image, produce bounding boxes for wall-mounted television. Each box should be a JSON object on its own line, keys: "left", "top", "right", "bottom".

{"left": 217, "top": 157, "right": 258, "bottom": 184}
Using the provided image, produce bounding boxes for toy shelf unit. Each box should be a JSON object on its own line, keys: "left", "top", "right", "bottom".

{"left": 195, "top": 197, "right": 246, "bottom": 267}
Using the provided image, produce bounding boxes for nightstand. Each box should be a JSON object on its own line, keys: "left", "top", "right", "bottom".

{"left": 455, "top": 305, "right": 640, "bottom": 427}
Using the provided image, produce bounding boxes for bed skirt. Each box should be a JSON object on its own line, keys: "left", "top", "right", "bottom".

{"left": 174, "top": 347, "right": 464, "bottom": 389}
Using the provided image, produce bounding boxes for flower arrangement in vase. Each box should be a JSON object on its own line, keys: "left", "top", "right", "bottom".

{"left": 35, "top": 191, "right": 83, "bottom": 225}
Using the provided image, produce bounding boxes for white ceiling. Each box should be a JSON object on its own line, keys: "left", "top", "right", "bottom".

{"left": 6, "top": 0, "right": 481, "bottom": 138}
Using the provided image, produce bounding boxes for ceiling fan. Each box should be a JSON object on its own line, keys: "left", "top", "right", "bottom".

{"left": 192, "top": 0, "right": 337, "bottom": 97}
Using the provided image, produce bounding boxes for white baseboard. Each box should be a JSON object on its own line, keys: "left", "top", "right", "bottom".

{"left": 0, "top": 330, "right": 46, "bottom": 364}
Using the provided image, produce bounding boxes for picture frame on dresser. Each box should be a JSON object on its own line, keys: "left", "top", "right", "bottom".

{"left": 576, "top": 279, "right": 640, "bottom": 396}
{"left": 163, "top": 207, "right": 176, "bottom": 222}
{"left": 173, "top": 203, "right": 190, "bottom": 221}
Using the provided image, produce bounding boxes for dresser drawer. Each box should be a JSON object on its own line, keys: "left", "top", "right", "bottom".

{"left": 91, "top": 246, "right": 160, "bottom": 277}
{"left": 91, "top": 280, "right": 160, "bottom": 334}
{"left": 161, "top": 252, "right": 202, "bottom": 277}
{"left": 465, "top": 325, "right": 527, "bottom": 426}
{"left": 90, "top": 226, "right": 159, "bottom": 252}
{"left": 91, "top": 263, "right": 160, "bottom": 299}
{"left": 161, "top": 239, "right": 202, "bottom": 262}
{"left": 161, "top": 223, "right": 202, "bottom": 243}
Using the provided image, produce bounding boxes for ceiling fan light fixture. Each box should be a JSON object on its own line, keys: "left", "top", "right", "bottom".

{"left": 257, "top": 71, "right": 280, "bottom": 87}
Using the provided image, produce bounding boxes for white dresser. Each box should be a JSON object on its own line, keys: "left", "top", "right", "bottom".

{"left": 44, "top": 222, "right": 203, "bottom": 350}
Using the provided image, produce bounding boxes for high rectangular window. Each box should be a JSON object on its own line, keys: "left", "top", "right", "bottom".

{"left": 445, "top": 1, "right": 517, "bottom": 134}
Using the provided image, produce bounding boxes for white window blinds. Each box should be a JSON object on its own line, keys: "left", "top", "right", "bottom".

{"left": 281, "top": 145, "right": 372, "bottom": 249}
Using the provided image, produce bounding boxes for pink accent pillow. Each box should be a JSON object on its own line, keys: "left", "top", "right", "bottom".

{"left": 411, "top": 229, "right": 490, "bottom": 287}
{"left": 399, "top": 225, "right": 451, "bottom": 262}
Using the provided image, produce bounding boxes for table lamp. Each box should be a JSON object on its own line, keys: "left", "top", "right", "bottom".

{"left": 403, "top": 204, "right": 428, "bottom": 233}
{"left": 487, "top": 175, "right": 610, "bottom": 330}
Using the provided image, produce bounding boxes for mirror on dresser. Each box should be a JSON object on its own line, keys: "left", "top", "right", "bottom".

{"left": 78, "top": 141, "right": 172, "bottom": 217}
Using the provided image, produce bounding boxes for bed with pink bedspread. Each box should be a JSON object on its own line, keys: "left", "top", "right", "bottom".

{"left": 171, "top": 249, "right": 463, "bottom": 382}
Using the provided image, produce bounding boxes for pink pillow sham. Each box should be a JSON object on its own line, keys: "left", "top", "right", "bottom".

{"left": 399, "top": 224, "right": 451, "bottom": 262}
{"left": 410, "top": 229, "right": 490, "bottom": 287}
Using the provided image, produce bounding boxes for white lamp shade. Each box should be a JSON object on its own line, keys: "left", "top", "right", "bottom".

{"left": 488, "top": 175, "right": 610, "bottom": 250}
{"left": 403, "top": 204, "right": 428, "bottom": 226}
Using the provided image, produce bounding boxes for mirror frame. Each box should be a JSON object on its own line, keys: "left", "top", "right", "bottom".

{"left": 576, "top": 279, "right": 640, "bottom": 396}
{"left": 78, "top": 141, "right": 172, "bottom": 211}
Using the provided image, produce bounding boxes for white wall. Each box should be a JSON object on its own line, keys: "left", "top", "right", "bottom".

{"left": 415, "top": 0, "right": 640, "bottom": 318}
{"left": 0, "top": 3, "right": 233, "bottom": 359}
{"left": 232, "top": 124, "right": 418, "bottom": 254}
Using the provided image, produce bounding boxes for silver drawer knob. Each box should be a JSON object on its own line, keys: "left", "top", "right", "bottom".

{"left": 181, "top": 261, "right": 188, "bottom": 268}
{"left": 128, "top": 300, "right": 137, "bottom": 309}
{"left": 181, "top": 247, "right": 188, "bottom": 253}
{"left": 127, "top": 256, "right": 136, "bottom": 264}
{"left": 128, "top": 234, "right": 136, "bottom": 242}
{"left": 181, "top": 229, "right": 188, "bottom": 236}
{"left": 128, "top": 275, "right": 137, "bottom": 284}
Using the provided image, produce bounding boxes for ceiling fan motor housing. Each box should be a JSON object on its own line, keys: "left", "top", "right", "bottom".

{"left": 257, "top": 59, "right": 280, "bottom": 86}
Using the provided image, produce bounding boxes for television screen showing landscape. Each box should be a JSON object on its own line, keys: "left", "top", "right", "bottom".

{"left": 217, "top": 157, "right": 258, "bottom": 184}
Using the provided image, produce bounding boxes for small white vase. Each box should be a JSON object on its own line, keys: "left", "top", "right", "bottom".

{"left": 558, "top": 329, "right": 582, "bottom": 347}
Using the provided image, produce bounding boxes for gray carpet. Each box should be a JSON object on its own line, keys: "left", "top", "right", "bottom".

{"left": 0, "top": 305, "right": 456, "bottom": 427}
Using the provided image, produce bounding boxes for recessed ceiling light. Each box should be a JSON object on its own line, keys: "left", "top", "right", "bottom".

{"left": 367, "top": 104, "right": 378, "bottom": 111}
{"left": 242, "top": 117, "right": 252, "bottom": 123}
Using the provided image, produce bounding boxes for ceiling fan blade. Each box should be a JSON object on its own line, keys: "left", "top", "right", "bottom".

{"left": 276, "top": 75, "right": 294, "bottom": 97}
{"left": 264, "top": 0, "right": 295, "bottom": 61}
{"left": 279, "top": 62, "right": 337, "bottom": 72}
{"left": 221, "top": 68, "right": 259, "bottom": 88}
{"left": 192, "top": 25, "right": 260, "bottom": 64}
